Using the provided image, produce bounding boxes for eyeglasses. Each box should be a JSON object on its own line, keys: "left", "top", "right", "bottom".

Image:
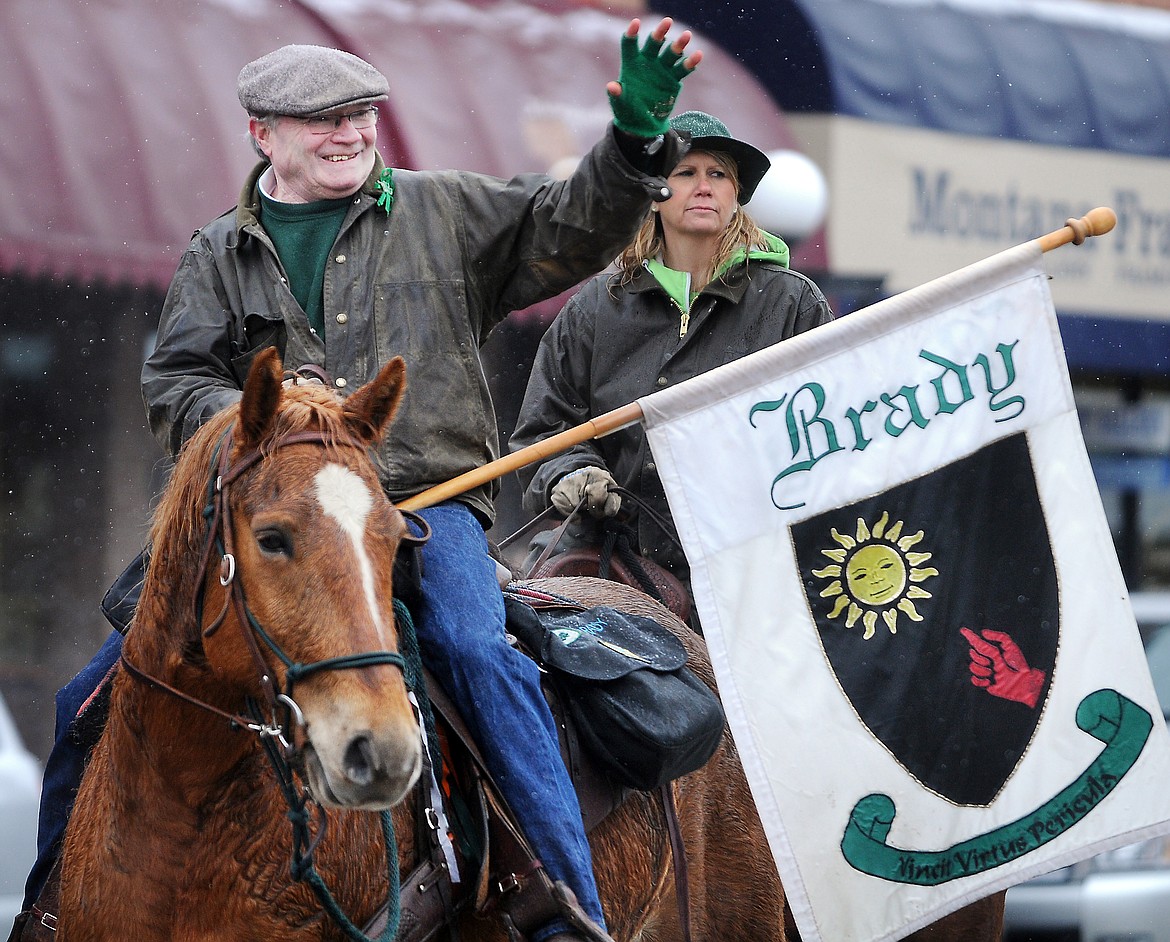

{"left": 295, "top": 107, "right": 378, "bottom": 135}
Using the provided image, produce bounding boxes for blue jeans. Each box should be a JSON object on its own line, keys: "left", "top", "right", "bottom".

{"left": 25, "top": 503, "right": 604, "bottom": 938}
{"left": 415, "top": 503, "right": 604, "bottom": 937}
{"left": 23, "top": 629, "right": 123, "bottom": 910}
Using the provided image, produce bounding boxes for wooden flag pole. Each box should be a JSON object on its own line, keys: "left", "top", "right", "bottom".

{"left": 397, "top": 402, "right": 644, "bottom": 511}
{"left": 398, "top": 207, "right": 1117, "bottom": 512}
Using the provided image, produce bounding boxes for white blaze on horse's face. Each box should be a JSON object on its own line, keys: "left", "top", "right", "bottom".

{"left": 296, "top": 460, "right": 421, "bottom": 810}
{"left": 314, "top": 463, "right": 387, "bottom": 645}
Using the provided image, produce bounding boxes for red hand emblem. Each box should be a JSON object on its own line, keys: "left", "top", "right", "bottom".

{"left": 959, "top": 627, "right": 1046, "bottom": 709}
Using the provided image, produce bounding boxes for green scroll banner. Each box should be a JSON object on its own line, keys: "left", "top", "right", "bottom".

{"left": 840, "top": 689, "right": 1153, "bottom": 884}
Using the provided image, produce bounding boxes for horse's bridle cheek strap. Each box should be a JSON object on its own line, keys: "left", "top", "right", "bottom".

{"left": 197, "top": 431, "right": 284, "bottom": 711}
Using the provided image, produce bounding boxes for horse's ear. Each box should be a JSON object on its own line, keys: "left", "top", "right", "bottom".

{"left": 343, "top": 356, "right": 407, "bottom": 446}
{"left": 237, "top": 348, "right": 284, "bottom": 449}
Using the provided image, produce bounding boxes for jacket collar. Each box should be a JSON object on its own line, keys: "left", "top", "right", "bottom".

{"left": 233, "top": 152, "right": 387, "bottom": 243}
{"left": 630, "top": 230, "right": 791, "bottom": 307}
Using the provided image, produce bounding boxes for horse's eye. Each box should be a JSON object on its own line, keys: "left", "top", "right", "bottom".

{"left": 255, "top": 529, "right": 292, "bottom": 557}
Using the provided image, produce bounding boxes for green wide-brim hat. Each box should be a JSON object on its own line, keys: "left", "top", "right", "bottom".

{"left": 668, "top": 111, "right": 771, "bottom": 203}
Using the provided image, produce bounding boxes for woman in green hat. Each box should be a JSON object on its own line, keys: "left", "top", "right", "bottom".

{"left": 511, "top": 111, "right": 834, "bottom": 603}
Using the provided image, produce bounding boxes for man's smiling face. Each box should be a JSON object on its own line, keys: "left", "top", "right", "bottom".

{"left": 251, "top": 108, "right": 377, "bottom": 203}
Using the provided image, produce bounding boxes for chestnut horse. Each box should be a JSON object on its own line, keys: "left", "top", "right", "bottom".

{"left": 56, "top": 348, "right": 1003, "bottom": 941}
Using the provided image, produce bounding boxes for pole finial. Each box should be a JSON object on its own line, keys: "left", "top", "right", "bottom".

{"left": 1038, "top": 207, "right": 1116, "bottom": 252}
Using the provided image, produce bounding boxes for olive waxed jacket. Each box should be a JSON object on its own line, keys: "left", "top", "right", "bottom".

{"left": 142, "top": 127, "right": 661, "bottom": 524}
{"left": 511, "top": 256, "right": 833, "bottom": 578}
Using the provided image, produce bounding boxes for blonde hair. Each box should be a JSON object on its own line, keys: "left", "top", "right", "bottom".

{"left": 615, "top": 150, "right": 771, "bottom": 290}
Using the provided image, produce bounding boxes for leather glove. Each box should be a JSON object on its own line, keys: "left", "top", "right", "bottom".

{"left": 551, "top": 467, "right": 621, "bottom": 518}
{"left": 608, "top": 28, "right": 695, "bottom": 138}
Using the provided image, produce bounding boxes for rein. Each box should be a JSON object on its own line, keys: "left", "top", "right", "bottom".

{"left": 120, "top": 423, "right": 430, "bottom": 942}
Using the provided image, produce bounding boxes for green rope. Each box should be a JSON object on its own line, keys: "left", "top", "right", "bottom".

{"left": 298, "top": 810, "right": 400, "bottom": 942}
{"left": 253, "top": 698, "right": 401, "bottom": 942}
{"left": 393, "top": 598, "right": 484, "bottom": 867}
{"left": 393, "top": 599, "right": 442, "bottom": 780}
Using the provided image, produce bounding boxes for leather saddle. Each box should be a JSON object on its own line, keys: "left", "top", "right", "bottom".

{"left": 372, "top": 643, "right": 629, "bottom": 942}
{"left": 516, "top": 496, "right": 694, "bottom": 627}
{"left": 369, "top": 570, "right": 714, "bottom": 942}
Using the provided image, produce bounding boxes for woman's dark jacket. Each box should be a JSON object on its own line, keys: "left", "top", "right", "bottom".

{"left": 511, "top": 254, "right": 833, "bottom": 577}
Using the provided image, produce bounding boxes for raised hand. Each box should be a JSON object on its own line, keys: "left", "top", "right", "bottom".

{"left": 960, "top": 627, "right": 1047, "bottom": 709}
{"left": 607, "top": 16, "right": 702, "bottom": 138}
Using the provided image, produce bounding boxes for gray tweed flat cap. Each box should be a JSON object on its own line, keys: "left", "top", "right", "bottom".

{"left": 238, "top": 45, "right": 389, "bottom": 117}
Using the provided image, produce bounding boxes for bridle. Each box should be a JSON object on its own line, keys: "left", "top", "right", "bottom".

{"left": 119, "top": 421, "right": 431, "bottom": 942}
{"left": 121, "top": 424, "right": 428, "bottom": 756}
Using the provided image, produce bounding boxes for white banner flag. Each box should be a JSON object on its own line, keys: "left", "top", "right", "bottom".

{"left": 640, "top": 242, "right": 1170, "bottom": 942}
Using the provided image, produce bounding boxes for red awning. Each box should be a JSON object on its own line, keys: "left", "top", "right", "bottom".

{"left": 0, "top": 0, "right": 800, "bottom": 291}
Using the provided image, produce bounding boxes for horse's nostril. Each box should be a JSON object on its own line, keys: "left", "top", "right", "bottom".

{"left": 343, "top": 734, "right": 378, "bottom": 786}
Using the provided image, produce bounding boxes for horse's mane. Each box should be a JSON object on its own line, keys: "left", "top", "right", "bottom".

{"left": 144, "top": 385, "right": 364, "bottom": 611}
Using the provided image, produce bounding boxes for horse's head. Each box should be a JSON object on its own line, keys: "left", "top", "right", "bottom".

{"left": 175, "top": 349, "right": 422, "bottom": 810}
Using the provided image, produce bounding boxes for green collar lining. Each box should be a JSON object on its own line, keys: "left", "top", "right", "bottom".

{"left": 644, "top": 230, "right": 791, "bottom": 313}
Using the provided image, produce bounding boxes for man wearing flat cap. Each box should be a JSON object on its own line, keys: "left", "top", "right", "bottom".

{"left": 15, "top": 17, "right": 701, "bottom": 942}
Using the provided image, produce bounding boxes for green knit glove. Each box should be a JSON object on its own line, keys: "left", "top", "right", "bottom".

{"left": 608, "top": 30, "right": 695, "bottom": 138}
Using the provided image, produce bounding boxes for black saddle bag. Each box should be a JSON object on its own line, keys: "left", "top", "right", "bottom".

{"left": 505, "top": 595, "right": 724, "bottom": 791}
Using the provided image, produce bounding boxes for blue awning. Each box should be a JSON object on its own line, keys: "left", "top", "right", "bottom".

{"left": 658, "top": 0, "right": 1170, "bottom": 158}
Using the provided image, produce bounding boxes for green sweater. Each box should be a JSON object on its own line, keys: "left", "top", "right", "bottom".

{"left": 258, "top": 191, "right": 350, "bottom": 336}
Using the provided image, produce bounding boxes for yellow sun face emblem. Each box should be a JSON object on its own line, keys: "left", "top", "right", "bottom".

{"left": 812, "top": 511, "right": 938, "bottom": 640}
